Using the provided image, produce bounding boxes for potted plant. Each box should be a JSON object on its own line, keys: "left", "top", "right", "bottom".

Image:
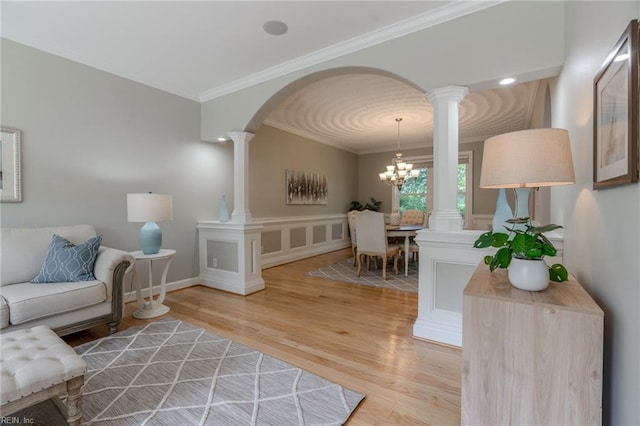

{"left": 349, "top": 198, "right": 382, "bottom": 212}
{"left": 473, "top": 217, "right": 569, "bottom": 291}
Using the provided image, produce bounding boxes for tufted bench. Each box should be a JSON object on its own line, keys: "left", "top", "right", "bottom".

{"left": 0, "top": 326, "right": 86, "bottom": 425}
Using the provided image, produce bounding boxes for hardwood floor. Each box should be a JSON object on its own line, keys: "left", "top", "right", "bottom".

{"left": 65, "top": 248, "right": 462, "bottom": 425}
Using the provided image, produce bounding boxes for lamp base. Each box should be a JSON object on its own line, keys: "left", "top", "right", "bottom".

{"left": 512, "top": 188, "right": 531, "bottom": 231}
{"left": 513, "top": 188, "right": 531, "bottom": 219}
{"left": 133, "top": 301, "right": 170, "bottom": 319}
{"left": 140, "top": 221, "right": 162, "bottom": 254}
{"left": 492, "top": 188, "right": 513, "bottom": 232}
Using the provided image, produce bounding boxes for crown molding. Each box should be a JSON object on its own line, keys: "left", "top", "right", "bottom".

{"left": 199, "top": 0, "right": 507, "bottom": 102}
{"left": 262, "top": 119, "right": 359, "bottom": 154}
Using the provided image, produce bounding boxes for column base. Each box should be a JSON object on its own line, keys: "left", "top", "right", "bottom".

{"left": 428, "top": 209, "right": 463, "bottom": 231}
{"left": 197, "top": 221, "right": 265, "bottom": 296}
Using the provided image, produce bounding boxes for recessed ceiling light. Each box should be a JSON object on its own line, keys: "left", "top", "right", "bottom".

{"left": 263, "top": 20, "right": 288, "bottom": 36}
{"left": 217, "top": 137, "right": 226, "bottom": 142}
{"left": 499, "top": 77, "right": 516, "bottom": 85}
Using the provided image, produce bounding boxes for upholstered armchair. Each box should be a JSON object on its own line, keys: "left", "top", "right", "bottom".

{"left": 400, "top": 209, "right": 423, "bottom": 262}
{"left": 400, "top": 209, "right": 425, "bottom": 226}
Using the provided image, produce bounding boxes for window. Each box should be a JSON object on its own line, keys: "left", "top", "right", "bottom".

{"left": 392, "top": 152, "right": 473, "bottom": 228}
{"left": 399, "top": 168, "right": 427, "bottom": 212}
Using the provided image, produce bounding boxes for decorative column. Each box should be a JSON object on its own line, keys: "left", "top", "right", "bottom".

{"left": 425, "top": 86, "right": 469, "bottom": 231}
{"left": 197, "top": 130, "right": 264, "bottom": 295}
{"left": 412, "top": 86, "right": 469, "bottom": 345}
{"left": 227, "top": 131, "right": 253, "bottom": 224}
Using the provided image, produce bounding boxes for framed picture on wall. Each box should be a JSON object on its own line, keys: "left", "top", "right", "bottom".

{"left": 286, "top": 169, "right": 328, "bottom": 205}
{"left": 593, "top": 19, "right": 639, "bottom": 189}
{"left": 0, "top": 127, "right": 22, "bottom": 202}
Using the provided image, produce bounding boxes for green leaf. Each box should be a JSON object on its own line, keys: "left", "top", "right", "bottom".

{"left": 506, "top": 217, "right": 530, "bottom": 224}
{"left": 538, "top": 233, "right": 553, "bottom": 247}
{"left": 541, "top": 243, "right": 557, "bottom": 257}
{"left": 549, "top": 263, "right": 569, "bottom": 282}
{"left": 491, "top": 233, "right": 509, "bottom": 247}
{"left": 532, "top": 223, "right": 563, "bottom": 234}
{"left": 495, "top": 247, "right": 512, "bottom": 269}
{"left": 525, "top": 246, "right": 543, "bottom": 258}
{"left": 483, "top": 255, "right": 493, "bottom": 265}
{"left": 511, "top": 234, "right": 527, "bottom": 253}
{"left": 473, "top": 232, "right": 494, "bottom": 248}
{"left": 489, "top": 255, "right": 501, "bottom": 271}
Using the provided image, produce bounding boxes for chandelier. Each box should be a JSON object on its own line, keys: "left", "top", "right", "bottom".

{"left": 378, "top": 118, "right": 419, "bottom": 190}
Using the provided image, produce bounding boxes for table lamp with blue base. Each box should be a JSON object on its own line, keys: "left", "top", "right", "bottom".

{"left": 139, "top": 221, "right": 163, "bottom": 254}
{"left": 480, "top": 128, "right": 575, "bottom": 231}
{"left": 127, "top": 193, "right": 173, "bottom": 254}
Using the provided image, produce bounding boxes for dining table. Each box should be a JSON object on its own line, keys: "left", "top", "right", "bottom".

{"left": 385, "top": 224, "right": 423, "bottom": 276}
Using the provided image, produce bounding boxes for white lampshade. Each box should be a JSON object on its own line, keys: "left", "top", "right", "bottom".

{"left": 127, "top": 193, "right": 174, "bottom": 222}
{"left": 480, "top": 128, "right": 575, "bottom": 188}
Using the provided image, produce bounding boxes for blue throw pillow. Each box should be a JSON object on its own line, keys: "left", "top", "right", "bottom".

{"left": 31, "top": 234, "right": 102, "bottom": 283}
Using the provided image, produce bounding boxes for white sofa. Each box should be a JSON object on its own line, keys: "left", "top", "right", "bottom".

{"left": 0, "top": 225, "right": 134, "bottom": 336}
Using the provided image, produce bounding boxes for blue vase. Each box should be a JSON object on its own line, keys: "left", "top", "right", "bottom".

{"left": 492, "top": 188, "right": 513, "bottom": 232}
{"left": 219, "top": 194, "right": 230, "bottom": 222}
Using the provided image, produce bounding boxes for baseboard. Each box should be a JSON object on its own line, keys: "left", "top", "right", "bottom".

{"left": 200, "top": 276, "right": 265, "bottom": 295}
{"left": 413, "top": 316, "right": 462, "bottom": 348}
{"left": 262, "top": 241, "right": 350, "bottom": 268}
{"left": 123, "top": 277, "right": 199, "bottom": 304}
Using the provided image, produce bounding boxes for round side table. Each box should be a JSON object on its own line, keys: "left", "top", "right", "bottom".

{"left": 129, "top": 249, "right": 176, "bottom": 319}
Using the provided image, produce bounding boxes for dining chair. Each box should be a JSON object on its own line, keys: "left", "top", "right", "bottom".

{"left": 399, "top": 209, "right": 424, "bottom": 262}
{"left": 402, "top": 241, "right": 420, "bottom": 263}
{"left": 355, "top": 210, "right": 401, "bottom": 280}
{"left": 400, "top": 209, "right": 425, "bottom": 225}
{"left": 347, "top": 210, "right": 358, "bottom": 266}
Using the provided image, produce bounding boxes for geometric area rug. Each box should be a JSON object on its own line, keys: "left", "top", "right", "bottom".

{"left": 14, "top": 318, "right": 364, "bottom": 425}
{"left": 307, "top": 257, "right": 418, "bottom": 293}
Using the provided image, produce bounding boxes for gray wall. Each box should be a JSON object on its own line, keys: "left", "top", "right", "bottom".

{"left": 554, "top": 2, "right": 639, "bottom": 424}
{"left": 249, "top": 125, "right": 358, "bottom": 217}
{"left": 1, "top": 39, "right": 234, "bottom": 283}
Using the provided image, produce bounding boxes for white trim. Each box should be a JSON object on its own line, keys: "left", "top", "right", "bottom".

{"left": 257, "top": 215, "right": 351, "bottom": 268}
{"left": 199, "top": 1, "right": 507, "bottom": 102}
{"left": 413, "top": 230, "right": 487, "bottom": 347}
{"left": 123, "top": 277, "right": 198, "bottom": 304}
{"left": 254, "top": 214, "right": 347, "bottom": 225}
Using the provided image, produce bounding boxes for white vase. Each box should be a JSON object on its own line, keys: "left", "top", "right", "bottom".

{"left": 218, "top": 194, "right": 230, "bottom": 222}
{"left": 389, "top": 210, "right": 401, "bottom": 226}
{"left": 508, "top": 258, "right": 549, "bottom": 291}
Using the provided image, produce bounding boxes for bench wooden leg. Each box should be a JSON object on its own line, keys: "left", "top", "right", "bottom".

{"left": 54, "top": 376, "right": 83, "bottom": 426}
{"left": 67, "top": 376, "right": 83, "bottom": 426}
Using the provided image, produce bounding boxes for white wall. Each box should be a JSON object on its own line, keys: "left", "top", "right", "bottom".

{"left": 1, "top": 39, "right": 234, "bottom": 283}
{"left": 553, "top": 3, "right": 639, "bottom": 424}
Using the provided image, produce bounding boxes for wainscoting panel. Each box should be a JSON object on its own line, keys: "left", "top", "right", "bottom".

{"left": 257, "top": 215, "right": 350, "bottom": 268}
{"left": 413, "top": 228, "right": 564, "bottom": 347}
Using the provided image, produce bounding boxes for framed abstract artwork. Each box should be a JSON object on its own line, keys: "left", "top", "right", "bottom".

{"left": 286, "top": 169, "right": 328, "bottom": 205}
{"left": 0, "top": 127, "right": 22, "bottom": 202}
{"left": 593, "top": 19, "right": 639, "bottom": 189}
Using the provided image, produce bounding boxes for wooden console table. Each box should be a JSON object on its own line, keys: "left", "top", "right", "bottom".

{"left": 462, "top": 263, "right": 603, "bottom": 425}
